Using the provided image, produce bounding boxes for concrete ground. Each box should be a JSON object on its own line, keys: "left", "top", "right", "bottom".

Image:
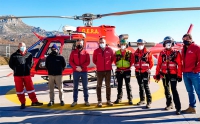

{"left": 0, "top": 65, "right": 200, "bottom": 124}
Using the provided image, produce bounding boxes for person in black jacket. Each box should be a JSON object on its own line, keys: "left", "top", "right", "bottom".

{"left": 9, "top": 42, "right": 43, "bottom": 109}
{"left": 45, "top": 44, "right": 66, "bottom": 106}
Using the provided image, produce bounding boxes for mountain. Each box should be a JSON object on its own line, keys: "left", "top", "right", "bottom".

{"left": 0, "top": 15, "right": 62, "bottom": 46}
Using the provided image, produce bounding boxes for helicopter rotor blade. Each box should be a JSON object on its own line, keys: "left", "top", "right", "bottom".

{"left": 0, "top": 16, "right": 75, "bottom": 19}
{"left": 101, "top": 7, "right": 200, "bottom": 17}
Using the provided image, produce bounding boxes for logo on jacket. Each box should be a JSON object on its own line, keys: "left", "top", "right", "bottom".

{"left": 188, "top": 50, "right": 193, "bottom": 53}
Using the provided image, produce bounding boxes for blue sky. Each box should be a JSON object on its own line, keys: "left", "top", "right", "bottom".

{"left": 1, "top": 0, "right": 200, "bottom": 44}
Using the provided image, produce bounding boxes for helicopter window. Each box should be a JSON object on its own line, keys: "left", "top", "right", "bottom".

{"left": 85, "top": 41, "right": 99, "bottom": 54}
{"left": 62, "top": 40, "right": 75, "bottom": 68}
{"left": 45, "top": 42, "right": 61, "bottom": 56}
{"left": 27, "top": 40, "right": 46, "bottom": 58}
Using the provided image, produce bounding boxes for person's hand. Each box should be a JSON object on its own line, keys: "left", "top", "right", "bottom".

{"left": 76, "top": 66, "right": 82, "bottom": 72}
{"left": 147, "top": 69, "right": 151, "bottom": 74}
{"left": 177, "top": 77, "right": 182, "bottom": 82}
{"left": 153, "top": 75, "right": 160, "bottom": 83}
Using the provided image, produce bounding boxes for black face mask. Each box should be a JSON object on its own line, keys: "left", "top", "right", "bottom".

{"left": 77, "top": 44, "right": 83, "bottom": 49}
{"left": 51, "top": 49, "right": 58, "bottom": 55}
{"left": 183, "top": 40, "right": 191, "bottom": 46}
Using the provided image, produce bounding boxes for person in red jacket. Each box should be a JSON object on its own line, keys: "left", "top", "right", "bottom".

{"left": 69, "top": 39, "right": 90, "bottom": 107}
{"left": 93, "top": 37, "right": 114, "bottom": 107}
{"left": 181, "top": 34, "right": 200, "bottom": 120}
{"left": 154, "top": 36, "right": 182, "bottom": 115}
{"left": 133, "top": 39, "right": 153, "bottom": 108}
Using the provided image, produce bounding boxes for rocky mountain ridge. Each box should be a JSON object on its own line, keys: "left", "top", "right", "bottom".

{"left": 0, "top": 15, "right": 62, "bottom": 46}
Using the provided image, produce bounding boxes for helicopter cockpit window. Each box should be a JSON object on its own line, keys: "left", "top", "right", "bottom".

{"left": 85, "top": 41, "right": 99, "bottom": 54}
{"left": 62, "top": 40, "right": 76, "bottom": 68}
{"left": 27, "top": 40, "right": 46, "bottom": 58}
{"left": 45, "top": 42, "right": 61, "bottom": 56}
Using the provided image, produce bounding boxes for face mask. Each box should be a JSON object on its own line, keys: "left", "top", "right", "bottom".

{"left": 100, "top": 43, "right": 106, "bottom": 48}
{"left": 165, "top": 43, "right": 171, "bottom": 49}
{"left": 121, "top": 45, "right": 126, "bottom": 50}
{"left": 138, "top": 45, "right": 144, "bottom": 50}
{"left": 183, "top": 40, "right": 191, "bottom": 46}
{"left": 77, "top": 44, "right": 83, "bottom": 49}
{"left": 20, "top": 46, "right": 26, "bottom": 52}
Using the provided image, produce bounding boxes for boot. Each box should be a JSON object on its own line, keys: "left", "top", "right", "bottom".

{"left": 128, "top": 100, "right": 133, "bottom": 105}
{"left": 114, "top": 99, "right": 121, "bottom": 104}
{"left": 47, "top": 101, "right": 54, "bottom": 106}
{"left": 97, "top": 101, "right": 102, "bottom": 107}
{"left": 20, "top": 104, "right": 26, "bottom": 109}
{"left": 107, "top": 101, "right": 113, "bottom": 106}
{"left": 31, "top": 102, "right": 43, "bottom": 106}
{"left": 176, "top": 110, "right": 181, "bottom": 115}
{"left": 165, "top": 104, "right": 173, "bottom": 110}
{"left": 182, "top": 106, "right": 196, "bottom": 114}
{"left": 71, "top": 102, "right": 77, "bottom": 107}
{"left": 137, "top": 101, "right": 145, "bottom": 105}
{"left": 146, "top": 103, "right": 151, "bottom": 109}
{"left": 60, "top": 101, "right": 64, "bottom": 106}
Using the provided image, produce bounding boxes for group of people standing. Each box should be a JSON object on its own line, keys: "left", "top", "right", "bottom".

{"left": 9, "top": 33, "right": 200, "bottom": 120}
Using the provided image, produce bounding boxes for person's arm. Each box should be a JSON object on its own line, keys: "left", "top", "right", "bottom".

{"left": 110, "top": 49, "right": 114, "bottom": 63}
{"left": 92, "top": 49, "right": 97, "bottom": 65}
{"left": 148, "top": 52, "right": 154, "bottom": 69}
{"left": 61, "top": 56, "right": 66, "bottom": 70}
{"left": 193, "top": 46, "right": 200, "bottom": 73}
{"left": 29, "top": 54, "right": 34, "bottom": 68}
{"left": 175, "top": 51, "right": 182, "bottom": 77}
{"left": 69, "top": 51, "right": 77, "bottom": 70}
{"left": 130, "top": 52, "right": 134, "bottom": 66}
{"left": 9, "top": 54, "right": 14, "bottom": 70}
{"left": 155, "top": 52, "right": 162, "bottom": 75}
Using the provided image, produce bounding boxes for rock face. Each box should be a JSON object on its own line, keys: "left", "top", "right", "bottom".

{"left": 0, "top": 15, "right": 62, "bottom": 46}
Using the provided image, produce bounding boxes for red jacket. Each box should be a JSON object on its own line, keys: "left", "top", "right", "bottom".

{"left": 156, "top": 49, "right": 182, "bottom": 77}
{"left": 93, "top": 46, "right": 114, "bottom": 71}
{"left": 133, "top": 47, "right": 154, "bottom": 73}
{"left": 182, "top": 43, "right": 200, "bottom": 73}
{"left": 69, "top": 49, "right": 90, "bottom": 72}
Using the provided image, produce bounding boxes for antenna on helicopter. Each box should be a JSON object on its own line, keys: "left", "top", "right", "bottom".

{"left": 62, "top": 25, "right": 76, "bottom": 40}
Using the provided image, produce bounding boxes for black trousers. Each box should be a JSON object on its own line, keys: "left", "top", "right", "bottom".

{"left": 135, "top": 71, "right": 152, "bottom": 103}
{"left": 162, "top": 74, "right": 181, "bottom": 111}
{"left": 116, "top": 70, "right": 133, "bottom": 101}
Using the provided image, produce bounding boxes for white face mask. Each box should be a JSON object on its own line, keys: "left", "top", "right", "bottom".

{"left": 20, "top": 46, "right": 26, "bottom": 52}
{"left": 138, "top": 45, "right": 144, "bottom": 50}
{"left": 121, "top": 45, "right": 126, "bottom": 50}
{"left": 100, "top": 43, "right": 106, "bottom": 48}
{"left": 165, "top": 43, "right": 171, "bottom": 49}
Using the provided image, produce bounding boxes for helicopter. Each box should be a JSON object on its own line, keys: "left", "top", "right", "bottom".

{"left": 1, "top": 7, "right": 200, "bottom": 86}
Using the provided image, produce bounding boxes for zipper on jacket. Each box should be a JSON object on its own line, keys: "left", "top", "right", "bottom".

{"left": 102, "top": 49, "right": 105, "bottom": 70}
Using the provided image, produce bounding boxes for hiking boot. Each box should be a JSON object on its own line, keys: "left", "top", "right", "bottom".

{"left": 176, "top": 110, "right": 181, "bottom": 115}
{"left": 128, "top": 100, "right": 133, "bottom": 105}
{"left": 114, "top": 99, "right": 121, "bottom": 104}
{"left": 107, "top": 101, "right": 113, "bottom": 106}
{"left": 137, "top": 101, "right": 145, "bottom": 105}
{"left": 60, "top": 101, "right": 64, "bottom": 106}
{"left": 165, "top": 105, "right": 173, "bottom": 110}
{"left": 146, "top": 103, "right": 151, "bottom": 108}
{"left": 20, "top": 104, "right": 25, "bottom": 109}
{"left": 47, "top": 101, "right": 54, "bottom": 106}
{"left": 71, "top": 102, "right": 77, "bottom": 107}
{"left": 97, "top": 101, "right": 102, "bottom": 107}
{"left": 182, "top": 106, "right": 196, "bottom": 114}
{"left": 85, "top": 101, "right": 90, "bottom": 106}
{"left": 31, "top": 102, "right": 43, "bottom": 106}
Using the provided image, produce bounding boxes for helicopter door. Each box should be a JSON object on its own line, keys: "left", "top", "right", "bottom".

{"left": 85, "top": 41, "right": 99, "bottom": 67}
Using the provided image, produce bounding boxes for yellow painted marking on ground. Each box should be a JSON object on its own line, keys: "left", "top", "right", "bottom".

{"left": 5, "top": 77, "right": 165, "bottom": 110}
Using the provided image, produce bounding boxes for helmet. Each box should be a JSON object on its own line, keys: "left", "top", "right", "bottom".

{"left": 137, "top": 39, "right": 146, "bottom": 43}
{"left": 120, "top": 39, "right": 128, "bottom": 44}
{"left": 163, "top": 36, "right": 174, "bottom": 47}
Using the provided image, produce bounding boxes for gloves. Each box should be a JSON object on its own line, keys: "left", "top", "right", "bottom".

{"left": 153, "top": 74, "right": 160, "bottom": 83}
{"left": 147, "top": 69, "right": 151, "bottom": 74}
{"left": 177, "top": 77, "right": 182, "bottom": 82}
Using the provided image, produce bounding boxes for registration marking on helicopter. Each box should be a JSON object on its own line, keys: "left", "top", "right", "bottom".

{"left": 5, "top": 78, "right": 165, "bottom": 110}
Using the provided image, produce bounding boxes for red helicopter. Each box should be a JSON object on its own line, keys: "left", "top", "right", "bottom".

{"left": 1, "top": 7, "right": 200, "bottom": 85}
